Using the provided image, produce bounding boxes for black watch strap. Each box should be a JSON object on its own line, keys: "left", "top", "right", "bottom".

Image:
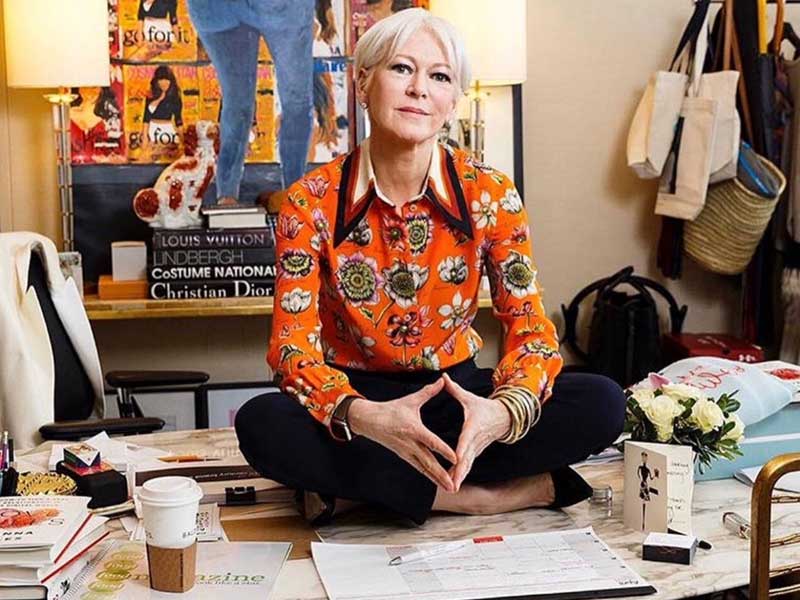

{"left": 331, "top": 395, "right": 360, "bottom": 442}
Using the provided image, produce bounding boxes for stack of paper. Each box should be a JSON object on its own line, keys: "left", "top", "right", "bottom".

{"left": 735, "top": 464, "right": 800, "bottom": 492}
{"left": 0, "top": 496, "right": 108, "bottom": 599}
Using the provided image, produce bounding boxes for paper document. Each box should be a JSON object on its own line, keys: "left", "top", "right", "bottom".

{"left": 736, "top": 465, "right": 800, "bottom": 492}
{"left": 312, "top": 527, "right": 656, "bottom": 600}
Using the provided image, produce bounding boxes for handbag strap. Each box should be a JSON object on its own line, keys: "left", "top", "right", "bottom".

{"left": 729, "top": 4, "right": 755, "bottom": 143}
{"left": 670, "top": 0, "right": 712, "bottom": 73}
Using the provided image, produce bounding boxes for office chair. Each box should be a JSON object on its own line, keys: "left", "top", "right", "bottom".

{"left": 24, "top": 250, "right": 209, "bottom": 441}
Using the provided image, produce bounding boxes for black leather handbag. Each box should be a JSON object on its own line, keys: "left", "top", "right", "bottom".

{"left": 561, "top": 266, "right": 688, "bottom": 387}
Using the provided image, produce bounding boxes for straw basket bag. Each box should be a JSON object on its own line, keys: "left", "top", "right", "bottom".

{"left": 684, "top": 154, "right": 785, "bottom": 275}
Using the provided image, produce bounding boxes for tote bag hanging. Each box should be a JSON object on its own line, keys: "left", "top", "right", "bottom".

{"left": 654, "top": 10, "right": 719, "bottom": 221}
{"left": 627, "top": 0, "right": 711, "bottom": 179}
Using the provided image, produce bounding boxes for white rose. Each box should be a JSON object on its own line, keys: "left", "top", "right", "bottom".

{"left": 631, "top": 387, "right": 656, "bottom": 410}
{"left": 662, "top": 383, "right": 706, "bottom": 403}
{"left": 690, "top": 399, "right": 725, "bottom": 433}
{"left": 723, "top": 413, "right": 745, "bottom": 442}
{"left": 642, "top": 395, "right": 683, "bottom": 441}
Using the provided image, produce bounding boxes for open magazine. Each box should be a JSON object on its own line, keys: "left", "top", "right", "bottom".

{"left": 63, "top": 540, "right": 291, "bottom": 599}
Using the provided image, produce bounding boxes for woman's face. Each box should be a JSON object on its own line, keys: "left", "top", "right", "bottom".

{"left": 360, "top": 28, "right": 458, "bottom": 147}
{"left": 82, "top": 87, "right": 101, "bottom": 105}
{"left": 157, "top": 78, "right": 171, "bottom": 92}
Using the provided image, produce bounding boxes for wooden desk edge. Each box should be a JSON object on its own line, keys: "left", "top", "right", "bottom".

{"left": 85, "top": 295, "right": 494, "bottom": 320}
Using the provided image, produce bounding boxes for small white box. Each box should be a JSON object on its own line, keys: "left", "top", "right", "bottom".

{"left": 111, "top": 241, "right": 147, "bottom": 281}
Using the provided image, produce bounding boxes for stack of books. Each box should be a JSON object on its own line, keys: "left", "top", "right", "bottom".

{"left": 0, "top": 496, "right": 109, "bottom": 599}
{"left": 148, "top": 215, "right": 277, "bottom": 300}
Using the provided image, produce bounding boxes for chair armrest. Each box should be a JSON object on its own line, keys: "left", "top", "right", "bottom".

{"left": 39, "top": 417, "right": 165, "bottom": 441}
{"left": 105, "top": 370, "right": 209, "bottom": 389}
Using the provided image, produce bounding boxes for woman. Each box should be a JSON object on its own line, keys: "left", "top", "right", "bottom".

{"left": 70, "top": 87, "right": 124, "bottom": 164}
{"left": 141, "top": 65, "right": 183, "bottom": 161}
{"left": 236, "top": 9, "right": 626, "bottom": 525}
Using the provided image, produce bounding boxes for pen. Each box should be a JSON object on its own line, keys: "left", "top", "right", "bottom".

{"left": 388, "top": 541, "right": 471, "bottom": 566}
{"left": 159, "top": 455, "right": 222, "bottom": 463}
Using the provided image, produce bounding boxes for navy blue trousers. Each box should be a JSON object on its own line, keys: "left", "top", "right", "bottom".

{"left": 235, "top": 361, "right": 625, "bottom": 524}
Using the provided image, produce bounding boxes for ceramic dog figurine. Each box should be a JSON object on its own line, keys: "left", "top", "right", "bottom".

{"left": 133, "top": 120, "right": 220, "bottom": 228}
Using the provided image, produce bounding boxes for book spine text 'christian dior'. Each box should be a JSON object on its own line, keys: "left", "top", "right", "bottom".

{"left": 150, "top": 279, "right": 274, "bottom": 299}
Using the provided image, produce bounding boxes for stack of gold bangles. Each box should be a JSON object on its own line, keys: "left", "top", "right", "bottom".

{"left": 491, "top": 385, "right": 541, "bottom": 444}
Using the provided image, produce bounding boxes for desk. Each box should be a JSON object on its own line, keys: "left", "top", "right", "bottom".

{"left": 26, "top": 428, "right": 800, "bottom": 599}
{"left": 83, "top": 295, "right": 495, "bottom": 321}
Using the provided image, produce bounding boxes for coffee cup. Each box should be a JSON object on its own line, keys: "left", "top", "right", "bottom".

{"left": 137, "top": 476, "right": 202, "bottom": 592}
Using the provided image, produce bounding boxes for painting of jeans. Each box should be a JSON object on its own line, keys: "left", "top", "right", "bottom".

{"left": 70, "top": 0, "right": 429, "bottom": 175}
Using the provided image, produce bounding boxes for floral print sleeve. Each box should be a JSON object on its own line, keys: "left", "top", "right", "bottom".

{"left": 266, "top": 179, "right": 363, "bottom": 430}
{"left": 484, "top": 176, "right": 563, "bottom": 404}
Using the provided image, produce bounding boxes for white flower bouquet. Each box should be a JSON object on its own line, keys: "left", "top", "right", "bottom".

{"left": 624, "top": 373, "right": 745, "bottom": 471}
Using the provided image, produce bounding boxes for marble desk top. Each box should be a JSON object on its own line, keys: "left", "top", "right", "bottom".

{"left": 26, "top": 428, "right": 800, "bottom": 599}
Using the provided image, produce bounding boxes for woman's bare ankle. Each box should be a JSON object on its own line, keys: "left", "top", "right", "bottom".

{"left": 432, "top": 473, "right": 555, "bottom": 515}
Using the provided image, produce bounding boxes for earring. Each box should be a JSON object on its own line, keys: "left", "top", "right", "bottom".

{"left": 359, "top": 101, "right": 368, "bottom": 110}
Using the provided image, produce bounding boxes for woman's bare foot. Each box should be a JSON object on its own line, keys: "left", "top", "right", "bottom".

{"left": 216, "top": 196, "right": 239, "bottom": 207}
{"left": 431, "top": 473, "right": 555, "bottom": 515}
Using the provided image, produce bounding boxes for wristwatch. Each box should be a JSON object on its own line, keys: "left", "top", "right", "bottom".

{"left": 330, "top": 395, "right": 360, "bottom": 442}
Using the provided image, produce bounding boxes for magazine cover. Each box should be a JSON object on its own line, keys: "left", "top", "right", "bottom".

{"left": 108, "top": 0, "right": 121, "bottom": 59}
{"left": 63, "top": 540, "right": 290, "bottom": 600}
{"left": 71, "top": 66, "right": 126, "bottom": 165}
{"left": 123, "top": 63, "right": 199, "bottom": 163}
{"left": 197, "top": 63, "right": 221, "bottom": 124}
{"left": 304, "top": 58, "right": 350, "bottom": 163}
{"left": 314, "top": 0, "right": 345, "bottom": 57}
{"left": 348, "top": 0, "right": 428, "bottom": 52}
{"left": 119, "top": 0, "right": 197, "bottom": 63}
{"left": 248, "top": 63, "right": 277, "bottom": 163}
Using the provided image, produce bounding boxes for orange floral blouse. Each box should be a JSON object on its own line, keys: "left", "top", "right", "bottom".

{"left": 267, "top": 138, "right": 563, "bottom": 434}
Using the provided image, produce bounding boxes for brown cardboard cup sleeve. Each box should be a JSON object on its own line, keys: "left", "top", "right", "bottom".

{"left": 146, "top": 542, "right": 197, "bottom": 593}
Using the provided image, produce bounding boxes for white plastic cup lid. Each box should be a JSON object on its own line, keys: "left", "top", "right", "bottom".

{"left": 138, "top": 476, "right": 202, "bottom": 507}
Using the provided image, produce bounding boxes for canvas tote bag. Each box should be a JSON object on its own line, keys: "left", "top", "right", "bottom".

{"left": 655, "top": 8, "right": 719, "bottom": 220}
{"left": 627, "top": 0, "right": 711, "bottom": 179}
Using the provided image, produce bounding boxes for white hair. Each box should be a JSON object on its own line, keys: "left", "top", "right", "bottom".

{"left": 354, "top": 8, "right": 471, "bottom": 99}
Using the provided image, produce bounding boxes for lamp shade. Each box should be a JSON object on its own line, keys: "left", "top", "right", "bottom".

{"left": 430, "top": 0, "right": 526, "bottom": 86}
{"left": 3, "top": 0, "right": 110, "bottom": 89}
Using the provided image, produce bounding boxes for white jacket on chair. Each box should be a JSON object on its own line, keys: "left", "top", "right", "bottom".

{"left": 0, "top": 232, "right": 104, "bottom": 449}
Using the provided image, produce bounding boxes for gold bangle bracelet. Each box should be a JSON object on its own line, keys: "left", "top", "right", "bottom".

{"left": 492, "top": 385, "right": 540, "bottom": 442}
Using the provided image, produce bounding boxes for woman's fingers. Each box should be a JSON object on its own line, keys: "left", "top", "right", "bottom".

{"left": 410, "top": 445, "right": 454, "bottom": 491}
{"left": 416, "top": 426, "right": 457, "bottom": 464}
{"left": 411, "top": 378, "right": 445, "bottom": 407}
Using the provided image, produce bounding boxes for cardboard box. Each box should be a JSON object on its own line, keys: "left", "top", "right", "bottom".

{"left": 112, "top": 241, "right": 147, "bottom": 281}
{"left": 643, "top": 532, "right": 698, "bottom": 565}
{"left": 663, "top": 334, "right": 764, "bottom": 364}
{"left": 696, "top": 402, "right": 800, "bottom": 481}
{"left": 98, "top": 275, "right": 148, "bottom": 300}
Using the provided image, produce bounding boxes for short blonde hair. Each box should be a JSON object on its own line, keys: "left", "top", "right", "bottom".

{"left": 354, "top": 8, "right": 471, "bottom": 99}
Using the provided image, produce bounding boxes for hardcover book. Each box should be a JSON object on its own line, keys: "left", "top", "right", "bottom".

{"left": 149, "top": 279, "right": 274, "bottom": 300}
{"left": 0, "top": 496, "right": 90, "bottom": 565}
{"left": 150, "top": 247, "right": 275, "bottom": 268}
{"left": 148, "top": 264, "right": 276, "bottom": 282}
{"left": 152, "top": 227, "right": 275, "bottom": 250}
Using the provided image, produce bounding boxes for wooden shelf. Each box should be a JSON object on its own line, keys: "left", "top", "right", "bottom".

{"left": 84, "top": 294, "right": 493, "bottom": 321}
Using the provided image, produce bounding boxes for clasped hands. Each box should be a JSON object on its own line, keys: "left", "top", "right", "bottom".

{"left": 347, "top": 375, "right": 511, "bottom": 493}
